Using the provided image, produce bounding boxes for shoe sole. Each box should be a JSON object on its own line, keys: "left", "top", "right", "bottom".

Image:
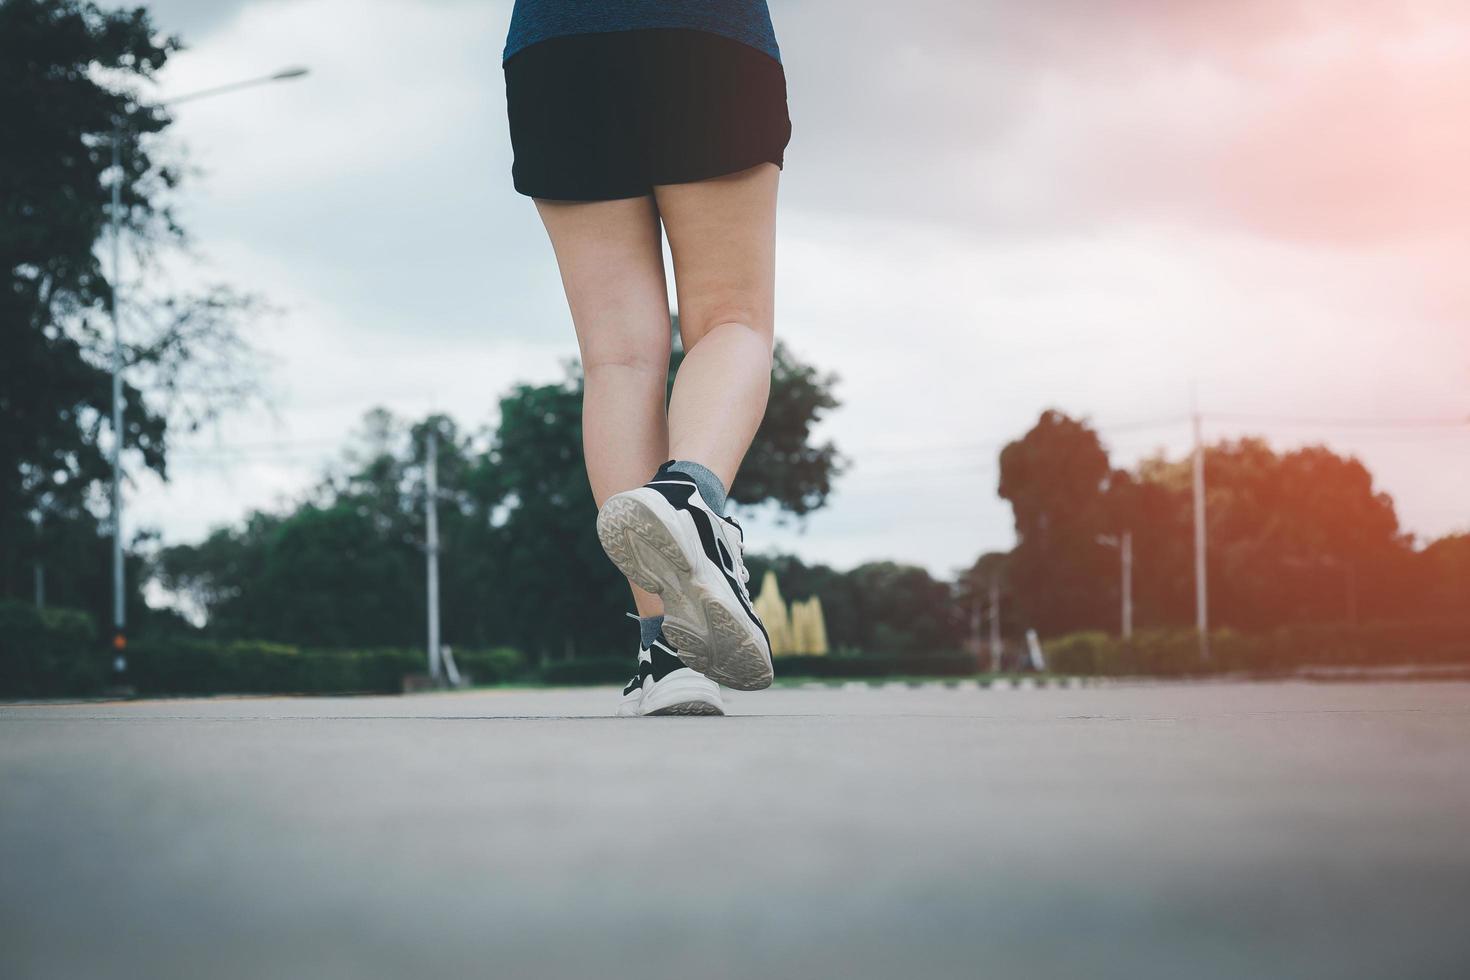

{"left": 597, "top": 493, "right": 774, "bottom": 691}
{"left": 644, "top": 699, "right": 724, "bottom": 716}
{"left": 639, "top": 668, "right": 726, "bottom": 716}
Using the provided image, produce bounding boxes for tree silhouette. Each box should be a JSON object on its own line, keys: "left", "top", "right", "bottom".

{"left": 1, "top": 0, "right": 261, "bottom": 623}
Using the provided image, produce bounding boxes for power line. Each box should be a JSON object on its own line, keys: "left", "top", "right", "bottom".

{"left": 1203, "top": 412, "right": 1470, "bottom": 430}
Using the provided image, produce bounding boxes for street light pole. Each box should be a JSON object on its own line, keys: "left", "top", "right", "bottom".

{"left": 1121, "top": 529, "right": 1133, "bottom": 641}
{"left": 1192, "top": 407, "right": 1210, "bottom": 662}
{"left": 106, "top": 66, "right": 310, "bottom": 671}
{"left": 425, "top": 428, "right": 442, "bottom": 684}
{"left": 1098, "top": 532, "right": 1134, "bottom": 641}
{"left": 109, "top": 121, "right": 126, "bottom": 671}
{"left": 988, "top": 576, "right": 1002, "bottom": 674}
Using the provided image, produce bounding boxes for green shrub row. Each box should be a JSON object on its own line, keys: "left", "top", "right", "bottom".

{"left": 538, "top": 657, "right": 634, "bottom": 686}
{"left": 773, "top": 652, "right": 979, "bottom": 678}
{"left": 124, "top": 640, "right": 528, "bottom": 696}
{"left": 0, "top": 600, "right": 108, "bottom": 697}
{"left": 6, "top": 597, "right": 1467, "bottom": 698}
{"left": 536, "top": 652, "right": 983, "bottom": 686}
{"left": 1043, "top": 620, "right": 1470, "bottom": 677}
{"left": 0, "top": 601, "right": 531, "bottom": 698}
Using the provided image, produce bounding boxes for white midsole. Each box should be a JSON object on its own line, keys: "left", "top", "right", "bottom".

{"left": 615, "top": 691, "right": 643, "bottom": 717}
{"left": 640, "top": 670, "right": 724, "bottom": 715}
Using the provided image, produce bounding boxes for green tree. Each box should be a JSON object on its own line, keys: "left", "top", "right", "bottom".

{"left": 955, "top": 550, "right": 1012, "bottom": 652}
{"left": 469, "top": 345, "right": 845, "bottom": 660}
{"left": 745, "top": 553, "right": 964, "bottom": 656}
{"left": 1104, "top": 465, "right": 1195, "bottom": 631}
{"left": 155, "top": 345, "right": 845, "bottom": 660}
{"left": 1196, "top": 439, "right": 1412, "bottom": 628}
{"left": 156, "top": 411, "right": 471, "bottom": 648}
{"left": 992, "top": 412, "right": 1424, "bottom": 637}
{"left": 997, "top": 410, "right": 1117, "bottom": 636}
{"left": 2, "top": 0, "right": 261, "bottom": 627}
{"left": 1417, "top": 533, "right": 1470, "bottom": 617}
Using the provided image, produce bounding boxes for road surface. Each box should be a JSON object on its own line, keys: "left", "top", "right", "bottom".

{"left": 3, "top": 681, "right": 1469, "bottom": 979}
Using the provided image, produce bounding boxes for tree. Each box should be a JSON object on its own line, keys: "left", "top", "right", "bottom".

{"left": 2, "top": 0, "right": 261, "bottom": 627}
{"left": 744, "top": 553, "right": 965, "bottom": 656}
{"left": 1417, "top": 533, "right": 1470, "bottom": 617}
{"left": 955, "top": 550, "right": 1013, "bottom": 652}
{"left": 1104, "top": 465, "right": 1195, "bottom": 631}
{"left": 991, "top": 410, "right": 1425, "bottom": 637}
{"left": 468, "top": 345, "right": 846, "bottom": 660}
{"left": 997, "top": 410, "right": 1117, "bottom": 636}
{"left": 155, "top": 344, "right": 845, "bottom": 659}
{"left": 1196, "top": 439, "right": 1412, "bottom": 628}
{"left": 156, "top": 411, "right": 472, "bottom": 648}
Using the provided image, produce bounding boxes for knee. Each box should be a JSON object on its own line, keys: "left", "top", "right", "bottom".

{"left": 580, "top": 338, "right": 671, "bottom": 378}
{"left": 680, "top": 306, "right": 774, "bottom": 359}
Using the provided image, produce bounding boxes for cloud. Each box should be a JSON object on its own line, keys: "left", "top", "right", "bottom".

{"left": 777, "top": 0, "right": 1470, "bottom": 248}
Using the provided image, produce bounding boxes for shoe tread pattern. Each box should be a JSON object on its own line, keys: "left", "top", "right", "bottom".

{"left": 644, "top": 700, "right": 724, "bottom": 716}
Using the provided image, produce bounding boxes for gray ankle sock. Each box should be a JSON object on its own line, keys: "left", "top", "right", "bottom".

{"left": 637, "top": 614, "right": 665, "bottom": 648}
{"left": 667, "top": 460, "right": 728, "bottom": 516}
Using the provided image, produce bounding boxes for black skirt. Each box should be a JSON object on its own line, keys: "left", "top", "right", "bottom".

{"left": 504, "top": 28, "right": 792, "bottom": 202}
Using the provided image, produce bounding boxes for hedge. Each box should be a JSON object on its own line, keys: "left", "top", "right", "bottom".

{"left": 1044, "top": 620, "right": 1470, "bottom": 677}
{"left": 0, "top": 598, "right": 530, "bottom": 698}
{"left": 773, "top": 652, "right": 980, "bottom": 678}
{"left": 0, "top": 600, "right": 107, "bottom": 697}
{"left": 536, "top": 652, "right": 983, "bottom": 686}
{"left": 125, "top": 640, "right": 528, "bottom": 696}
{"left": 6, "top": 597, "right": 1467, "bottom": 699}
{"left": 538, "top": 657, "right": 634, "bottom": 686}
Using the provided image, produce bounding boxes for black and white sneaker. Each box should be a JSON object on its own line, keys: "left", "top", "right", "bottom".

{"left": 638, "top": 633, "right": 724, "bottom": 716}
{"left": 596, "top": 462, "right": 774, "bottom": 690}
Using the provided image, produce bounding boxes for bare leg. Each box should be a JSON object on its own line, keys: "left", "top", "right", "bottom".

{"left": 533, "top": 194, "right": 671, "bottom": 616}
{"left": 654, "top": 163, "right": 780, "bottom": 491}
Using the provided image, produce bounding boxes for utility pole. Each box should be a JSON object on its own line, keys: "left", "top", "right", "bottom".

{"left": 109, "top": 122, "right": 127, "bottom": 673}
{"left": 1192, "top": 407, "right": 1210, "bottom": 662}
{"left": 988, "top": 576, "right": 1002, "bottom": 673}
{"left": 33, "top": 508, "right": 45, "bottom": 609}
{"left": 970, "top": 590, "right": 982, "bottom": 662}
{"left": 1121, "top": 529, "right": 1133, "bottom": 641}
{"left": 425, "top": 428, "right": 442, "bottom": 683}
{"left": 103, "top": 68, "right": 310, "bottom": 684}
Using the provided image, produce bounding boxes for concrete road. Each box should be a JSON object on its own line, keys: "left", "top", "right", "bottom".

{"left": 3, "top": 681, "right": 1469, "bottom": 979}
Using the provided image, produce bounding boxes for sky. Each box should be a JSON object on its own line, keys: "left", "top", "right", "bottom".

{"left": 127, "top": 0, "right": 1470, "bottom": 579}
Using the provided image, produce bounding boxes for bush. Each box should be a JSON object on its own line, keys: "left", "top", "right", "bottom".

{"left": 0, "top": 600, "right": 106, "bottom": 698}
{"left": 1041, "top": 619, "right": 1470, "bottom": 677}
{"left": 774, "top": 651, "right": 980, "bottom": 679}
{"left": 1267, "top": 620, "right": 1470, "bottom": 669}
{"left": 538, "top": 657, "right": 632, "bottom": 686}
{"left": 125, "top": 641, "right": 525, "bottom": 696}
{"left": 451, "top": 647, "right": 528, "bottom": 686}
{"left": 1042, "top": 631, "right": 1112, "bottom": 676}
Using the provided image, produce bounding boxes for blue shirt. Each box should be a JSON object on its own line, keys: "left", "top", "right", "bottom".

{"left": 503, "top": 0, "right": 781, "bottom": 65}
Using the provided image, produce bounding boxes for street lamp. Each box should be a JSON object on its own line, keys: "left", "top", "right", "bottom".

{"left": 1097, "top": 531, "right": 1133, "bottom": 641}
{"left": 108, "top": 66, "right": 311, "bottom": 679}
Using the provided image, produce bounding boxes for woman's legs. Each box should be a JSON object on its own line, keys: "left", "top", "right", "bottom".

{"left": 532, "top": 163, "right": 779, "bottom": 614}
{"left": 533, "top": 194, "right": 671, "bottom": 617}
{"left": 654, "top": 163, "right": 780, "bottom": 490}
